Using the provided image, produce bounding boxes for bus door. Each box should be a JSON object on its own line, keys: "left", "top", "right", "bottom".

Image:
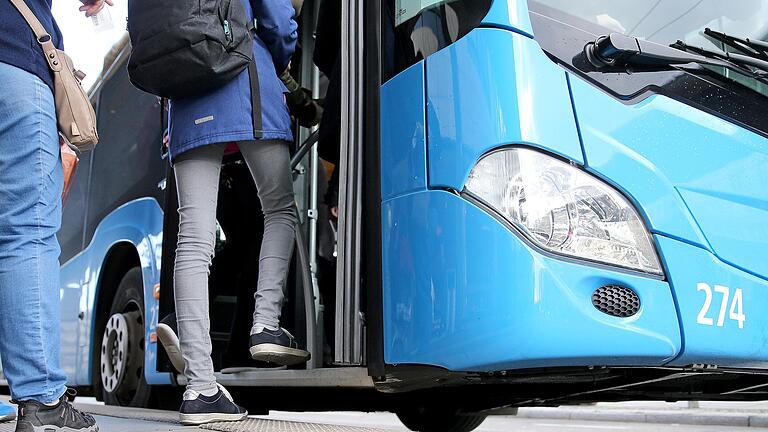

{"left": 156, "top": 0, "right": 378, "bottom": 388}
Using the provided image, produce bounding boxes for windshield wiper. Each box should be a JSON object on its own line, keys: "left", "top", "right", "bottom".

{"left": 703, "top": 28, "right": 768, "bottom": 62}
{"left": 584, "top": 33, "right": 768, "bottom": 84}
{"left": 671, "top": 40, "right": 768, "bottom": 77}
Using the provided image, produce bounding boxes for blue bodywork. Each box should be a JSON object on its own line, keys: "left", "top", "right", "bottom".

{"left": 33, "top": 0, "right": 767, "bottom": 393}
{"left": 59, "top": 198, "right": 171, "bottom": 386}
{"left": 381, "top": 0, "right": 768, "bottom": 371}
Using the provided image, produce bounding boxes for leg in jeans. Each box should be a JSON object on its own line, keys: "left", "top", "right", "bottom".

{"left": 173, "top": 143, "right": 226, "bottom": 395}
{"left": 238, "top": 140, "right": 298, "bottom": 331}
{"left": 0, "top": 62, "right": 67, "bottom": 404}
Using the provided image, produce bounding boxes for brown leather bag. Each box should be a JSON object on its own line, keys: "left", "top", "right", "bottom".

{"left": 9, "top": 0, "right": 99, "bottom": 151}
{"left": 60, "top": 137, "right": 79, "bottom": 202}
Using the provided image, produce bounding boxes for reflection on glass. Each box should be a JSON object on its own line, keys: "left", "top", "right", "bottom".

{"left": 531, "top": 0, "right": 768, "bottom": 96}
{"left": 396, "top": 0, "right": 454, "bottom": 25}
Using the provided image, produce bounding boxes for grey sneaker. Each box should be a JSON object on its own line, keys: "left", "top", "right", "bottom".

{"left": 13, "top": 389, "right": 97, "bottom": 432}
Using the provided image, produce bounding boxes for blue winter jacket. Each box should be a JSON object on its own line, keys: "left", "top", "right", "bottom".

{"left": 168, "top": 0, "right": 298, "bottom": 162}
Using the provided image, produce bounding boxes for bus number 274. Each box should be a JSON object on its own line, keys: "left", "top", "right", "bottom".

{"left": 696, "top": 283, "right": 745, "bottom": 329}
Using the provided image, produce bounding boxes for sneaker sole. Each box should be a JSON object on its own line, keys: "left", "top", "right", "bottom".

{"left": 156, "top": 323, "right": 185, "bottom": 374}
{"left": 179, "top": 411, "right": 248, "bottom": 426}
{"left": 20, "top": 425, "right": 98, "bottom": 432}
{"left": 221, "top": 366, "right": 286, "bottom": 374}
{"left": 249, "top": 344, "right": 311, "bottom": 366}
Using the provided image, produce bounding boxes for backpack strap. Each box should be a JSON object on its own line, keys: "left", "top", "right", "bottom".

{"left": 247, "top": 60, "right": 263, "bottom": 139}
{"left": 246, "top": 18, "right": 263, "bottom": 139}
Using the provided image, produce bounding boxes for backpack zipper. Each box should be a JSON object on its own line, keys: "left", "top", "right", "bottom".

{"left": 223, "top": 20, "right": 232, "bottom": 44}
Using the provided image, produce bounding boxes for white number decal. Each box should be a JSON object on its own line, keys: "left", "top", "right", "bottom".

{"left": 697, "top": 283, "right": 714, "bottom": 326}
{"left": 714, "top": 285, "right": 729, "bottom": 327}
{"left": 696, "top": 283, "right": 745, "bottom": 329}
{"left": 729, "top": 288, "right": 746, "bottom": 329}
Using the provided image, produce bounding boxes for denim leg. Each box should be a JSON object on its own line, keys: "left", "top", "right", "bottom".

{"left": 0, "top": 62, "right": 67, "bottom": 403}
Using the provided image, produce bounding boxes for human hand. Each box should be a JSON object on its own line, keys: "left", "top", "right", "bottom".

{"left": 79, "top": 0, "right": 113, "bottom": 17}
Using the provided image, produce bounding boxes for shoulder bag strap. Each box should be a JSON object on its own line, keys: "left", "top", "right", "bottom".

{"left": 8, "top": 0, "right": 63, "bottom": 72}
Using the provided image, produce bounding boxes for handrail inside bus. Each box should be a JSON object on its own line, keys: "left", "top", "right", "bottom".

{"left": 291, "top": 128, "right": 320, "bottom": 369}
{"left": 291, "top": 130, "right": 320, "bottom": 170}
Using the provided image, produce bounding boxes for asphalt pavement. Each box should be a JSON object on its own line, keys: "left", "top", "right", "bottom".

{"left": 4, "top": 397, "right": 768, "bottom": 431}
{"left": 19, "top": 411, "right": 768, "bottom": 432}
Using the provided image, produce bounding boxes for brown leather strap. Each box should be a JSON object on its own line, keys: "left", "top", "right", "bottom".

{"left": 7, "top": 0, "right": 62, "bottom": 72}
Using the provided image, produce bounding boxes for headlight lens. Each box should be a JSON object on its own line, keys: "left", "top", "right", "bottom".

{"left": 465, "top": 148, "right": 662, "bottom": 275}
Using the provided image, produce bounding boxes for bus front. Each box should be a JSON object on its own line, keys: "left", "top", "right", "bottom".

{"left": 380, "top": 0, "right": 768, "bottom": 403}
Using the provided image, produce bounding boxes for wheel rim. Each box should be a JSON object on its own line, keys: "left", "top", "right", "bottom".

{"left": 100, "top": 306, "right": 145, "bottom": 404}
{"left": 100, "top": 313, "right": 129, "bottom": 393}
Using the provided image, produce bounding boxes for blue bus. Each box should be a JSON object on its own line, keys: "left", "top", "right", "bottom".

{"left": 2, "top": 0, "right": 767, "bottom": 431}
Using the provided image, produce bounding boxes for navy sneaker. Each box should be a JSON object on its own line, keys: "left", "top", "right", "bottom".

{"left": 179, "top": 384, "right": 247, "bottom": 426}
{"left": 156, "top": 313, "right": 185, "bottom": 374}
{"left": 0, "top": 401, "right": 15, "bottom": 423}
{"left": 249, "top": 327, "right": 311, "bottom": 366}
{"left": 13, "top": 389, "right": 97, "bottom": 432}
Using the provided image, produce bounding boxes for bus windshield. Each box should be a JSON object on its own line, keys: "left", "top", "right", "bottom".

{"left": 396, "top": 0, "right": 448, "bottom": 25}
{"left": 531, "top": 0, "right": 768, "bottom": 97}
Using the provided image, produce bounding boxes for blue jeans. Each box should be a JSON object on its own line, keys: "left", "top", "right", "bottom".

{"left": 0, "top": 62, "right": 67, "bottom": 403}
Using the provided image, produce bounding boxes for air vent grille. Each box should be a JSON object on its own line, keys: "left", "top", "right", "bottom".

{"left": 592, "top": 285, "right": 640, "bottom": 318}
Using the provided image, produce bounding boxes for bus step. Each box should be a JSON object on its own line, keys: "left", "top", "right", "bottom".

{"left": 200, "top": 418, "right": 387, "bottom": 431}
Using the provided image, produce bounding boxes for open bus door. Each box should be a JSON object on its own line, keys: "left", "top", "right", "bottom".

{"left": 156, "top": 0, "right": 380, "bottom": 390}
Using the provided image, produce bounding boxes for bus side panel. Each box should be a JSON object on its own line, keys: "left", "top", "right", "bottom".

{"left": 60, "top": 252, "right": 85, "bottom": 383}
{"left": 67, "top": 198, "right": 170, "bottom": 386}
{"left": 381, "top": 61, "right": 428, "bottom": 201}
{"left": 425, "top": 27, "right": 584, "bottom": 191}
{"left": 382, "top": 190, "right": 681, "bottom": 371}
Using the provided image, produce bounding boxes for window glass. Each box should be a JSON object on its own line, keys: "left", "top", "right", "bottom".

{"left": 59, "top": 152, "right": 92, "bottom": 263}
{"left": 382, "top": 0, "right": 492, "bottom": 81}
{"left": 531, "top": 0, "right": 768, "bottom": 97}
{"left": 86, "top": 61, "right": 165, "bottom": 243}
{"left": 395, "top": 0, "right": 448, "bottom": 25}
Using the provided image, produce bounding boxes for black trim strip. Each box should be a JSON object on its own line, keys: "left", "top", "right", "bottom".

{"left": 365, "top": 0, "right": 385, "bottom": 378}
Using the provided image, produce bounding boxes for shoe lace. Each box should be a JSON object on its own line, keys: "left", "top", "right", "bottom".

{"left": 60, "top": 398, "right": 94, "bottom": 426}
{"left": 217, "top": 384, "right": 235, "bottom": 403}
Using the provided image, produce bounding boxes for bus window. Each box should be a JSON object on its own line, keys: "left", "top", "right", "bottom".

{"left": 86, "top": 66, "right": 165, "bottom": 242}
{"left": 59, "top": 151, "right": 92, "bottom": 263}
{"left": 382, "top": 0, "right": 492, "bottom": 82}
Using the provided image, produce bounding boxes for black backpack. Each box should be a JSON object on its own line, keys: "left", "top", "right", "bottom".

{"left": 127, "top": 0, "right": 263, "bottom": 134}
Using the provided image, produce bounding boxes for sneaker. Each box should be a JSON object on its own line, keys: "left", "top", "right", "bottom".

{"left": 13, "top": 389, "right": 97, "bottom": 432}
{"left": 0, "top": 401, "right": 15, "bottom": 422}
{"left": 157, "top": 313, "right": 185, "bottom": 374}
{"left": 249, "top": 327, "right": 311, "bottom": 366}
{"left": 179, "top": 384, "right": 247, "bottom": 426}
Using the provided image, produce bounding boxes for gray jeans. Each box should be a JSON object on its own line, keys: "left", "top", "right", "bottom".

{"left": 173, "top": 141, "right": 297, "bottom": 393}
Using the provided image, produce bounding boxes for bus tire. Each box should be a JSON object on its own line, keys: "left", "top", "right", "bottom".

{"left": 396, "top": 406, "right": 487, "bottom": 432}
{"left": 98, "top": 267, "right": 152, "bottom": 407}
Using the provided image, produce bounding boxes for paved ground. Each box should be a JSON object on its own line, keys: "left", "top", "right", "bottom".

{"left": 5, "top": 411, "right": 768, "bottom": 432}
{"left": 5, "top": 397, "right": 768, "bottom": 431}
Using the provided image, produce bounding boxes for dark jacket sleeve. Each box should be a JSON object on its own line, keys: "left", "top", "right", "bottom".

{"left": 313, "top": 0, "right": 341, "bottom": 76}
{"left": 251, "top": 0, "right": 298, "bottom": 72}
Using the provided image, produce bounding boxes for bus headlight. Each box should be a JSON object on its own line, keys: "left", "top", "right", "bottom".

{"left": 465, "top": 148, "right": 662, "bottom": 276}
